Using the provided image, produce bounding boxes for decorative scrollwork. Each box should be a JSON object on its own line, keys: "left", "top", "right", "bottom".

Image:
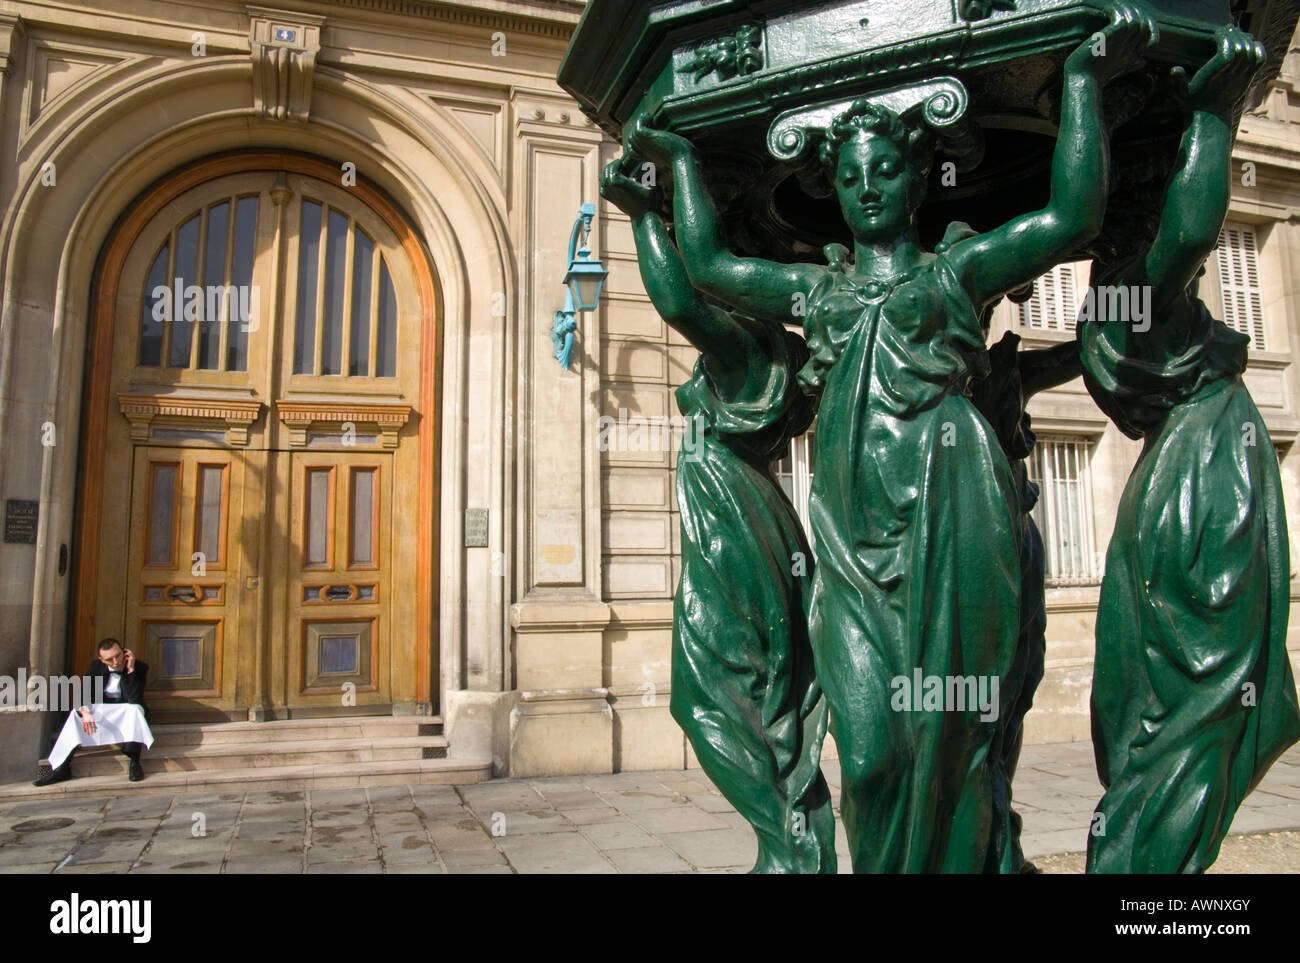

{"left": 678, "top": 24, "right": 763, "bottom": 84}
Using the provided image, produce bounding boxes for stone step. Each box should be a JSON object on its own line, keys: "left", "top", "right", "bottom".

{"left": 74, "top": 735, "right": 449, "bottom": 776}
{"left": 146, "top": 716, "right": 443, "bottom": 748}
{"left": 0, "top": 756, "right": 492, "bottom": 801}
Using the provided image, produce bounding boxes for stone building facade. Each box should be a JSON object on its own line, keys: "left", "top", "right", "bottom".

{"left": 0, "top": 0, "right": 1296, "bottom": 784}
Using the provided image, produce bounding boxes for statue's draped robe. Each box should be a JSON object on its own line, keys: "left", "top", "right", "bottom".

{"left": 968, "top": 332, "right": 1050, "bottom": 873}
{"left": 799, "top": 229, "right": 1020, "bottom": 873}
{"left": 1080, "top": 292, "right": 1300, "bottom": 873}
{"left": 671, "top": 316, "right": 835, "bottom": 873}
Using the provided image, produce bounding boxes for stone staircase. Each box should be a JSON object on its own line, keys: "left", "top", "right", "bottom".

{"left": 2, "top": 716, "right": 492, "bottom": 800}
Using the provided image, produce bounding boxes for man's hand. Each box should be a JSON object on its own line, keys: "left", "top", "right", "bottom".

{"left": 124, "top": 648, "right": 136, "bottom": 673}
{"left": 1172, "top": 26, "right": 1267, "bottom": 120}
{"left": 79, "top": 708, "right": 97, "bottom": 736}
{"left": 1065, "top": 3, "right": 1159, "bottom": 86}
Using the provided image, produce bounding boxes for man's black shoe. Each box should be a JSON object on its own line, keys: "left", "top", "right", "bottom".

{"left": 128, "top": 759, "right": 144, "bottom": 782}
{"left": 33, "top": 765, "right": 71, "bottom": 787}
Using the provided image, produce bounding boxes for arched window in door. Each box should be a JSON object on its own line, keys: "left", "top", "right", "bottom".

{"left": 292, "top": 199, "right": 399, "bottom": 378}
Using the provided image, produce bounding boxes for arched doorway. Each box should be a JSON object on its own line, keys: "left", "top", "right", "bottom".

{"left": 74, "top": 153, "right": 439, "bottom": 722}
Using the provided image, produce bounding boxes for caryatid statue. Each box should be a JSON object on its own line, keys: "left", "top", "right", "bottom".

{"left": 1078, "top": 25, "right": 1300, "bottom": 873}
{"left": 628, "top": 5, "right": 1157, "bottom": 873}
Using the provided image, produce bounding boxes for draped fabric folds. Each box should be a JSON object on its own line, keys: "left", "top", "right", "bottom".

{"left": 1080, "top": 292, "right": 1300, "bottom": 873}
{"left": 799, "top": 226, "right": 1021, "bottom": 873}
{"left": 671, "top": 315, "right": 835, "bottom": 873}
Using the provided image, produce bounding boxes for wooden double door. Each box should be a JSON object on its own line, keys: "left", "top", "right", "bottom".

{"left": 77, "top": 158, "right": 434, "bottom": 720}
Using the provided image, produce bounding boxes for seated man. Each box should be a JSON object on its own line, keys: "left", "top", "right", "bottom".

{"left": 34, "top": 638, "right": 150, "bottom": 785}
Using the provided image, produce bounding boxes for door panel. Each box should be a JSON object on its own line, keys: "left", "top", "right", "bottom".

{"left": 287, "top": 451, "right": 392, "bottom": 708}
{"left": 124, "top": 446, "right": 243, "bottom": 705}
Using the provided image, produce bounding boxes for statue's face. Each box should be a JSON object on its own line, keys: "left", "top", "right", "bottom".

{"left": 834, "top": 131, "right": 920, "bottom": 244}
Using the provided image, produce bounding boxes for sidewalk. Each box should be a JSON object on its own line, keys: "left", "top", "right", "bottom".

{"left": 1, "top": 740, "right": 1297, "bottom": 874}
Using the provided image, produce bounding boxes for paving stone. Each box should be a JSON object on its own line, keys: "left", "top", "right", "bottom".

{"left": 446, "top": 864, "right": 514, "bottom": 874}
{"left": 562, "top": 807, "right": 623, "bottom": 825}
{"left": 54, "top": 860, "right": 137, "bottom": 874}
{"left": 372, "top": 812, "right": 423, "bottom": 832}
{"left": 658, "top": 828, "right": 755, "bottom": 870}
{"left": 426, "top": 818, "right": 497, "bottom": 851}
{"left": 457, "top": 783, "right": 547, "bottom": 812}
{"left": 533, "top": 788, "right": 608, "bottom": 811}
{"left": 307, "top": 790, "right": 369, "bottom": 807}
{"left": 583, "top": 771, "right": 677, "bottom": 790}
{"left": 579, "top": 821, "right": 657, "bottom": 851}
{"left": 0, "top": 862, "right": 58, "bottom": 873}
{"left": 1021, "top": 827, "right": 1091, "bottom": 860}
{"left": 1226, "top": 805, "right": 1300, "bottom": 835}
{"left": 307, "top": 843, "right": 378, "bottom": 862}
{"left": 222, "top": 856, "right": 304, "bottom": 874}
{"left": 308, "top": 824, "right": 373, "bottom": 844}
{"left": 498, "top": 832, "right": 615, "bottom": 874}
{"left": 632, "top": 806, "right": 731, "bottom": 835}
{"left": 306, "top": 861, "right": 382, "bottom": 874}
{"left": 439, "top": 847, "right": 507, "bottom": 868}
{"left": 606, "top": 845, "right": 692, "bottom": 873}
{"left": 687, "top": 793, "right": 735, "bottom": 814}
{"left": 132, "top": 855, "right": 223, "bottom": 873}
{"left": 236, "top": 820, "right": 305, "bottom": 841}
{"left": 491, "top": 809, "right": 573, "bottom": 836}
{"left": 597, "top": 789, "right": 691, "bottom": 812}
{"left": 378, "top": 831, "right": 434, "bottom": 855}
{"left": 384, "top": 862, "right": 447, "bottom": 874}
{"left": 10, "top": 798, "right": 109, "bottom": 817}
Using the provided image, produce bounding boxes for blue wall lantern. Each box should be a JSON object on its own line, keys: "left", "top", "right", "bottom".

{"left": 551, "top": 203, "right": 608, "bottom": 371}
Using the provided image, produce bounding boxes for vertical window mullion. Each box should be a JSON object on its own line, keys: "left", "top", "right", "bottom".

{"left": 161, "top": 228, "right": 177, "bottom": 366}
{"left": 191, "top": 206, "right": 209, "bottom": 371}
{"left": 313, "top": 204, "right": 329, "bottom": 376}
{"left": 369, "top": 244, "right": 381, "bottom": 378}
{"left": 341, "top": 219, "right": 356, "bottom": 375}
{"left": 217, "top": 195, "right": 236, "bottom": 371}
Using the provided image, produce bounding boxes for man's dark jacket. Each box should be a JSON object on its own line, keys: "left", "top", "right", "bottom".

{"left": 86, "top": 659, "right": 148, "bottom": 707}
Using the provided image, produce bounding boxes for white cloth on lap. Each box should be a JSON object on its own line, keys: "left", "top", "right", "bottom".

{"left": 48, "top": 703, "right": 154, "bottom": 770}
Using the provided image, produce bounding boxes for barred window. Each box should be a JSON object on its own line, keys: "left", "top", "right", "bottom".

{"left": 1018, "top": 263, "right": 1079, "bottom": 332}
{"left": 1028, "top": 437, "right": 1102, "bottom": 586}
{"left": 1216, "top": 224, "right": 1266, "bottom": 350}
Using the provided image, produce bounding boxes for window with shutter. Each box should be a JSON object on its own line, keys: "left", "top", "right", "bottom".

{"left": 1018, "top": 263, "right": 1078, "bottom": 332}
{"left": 1216, "top": 224, "right": 1267, "bottom": 350}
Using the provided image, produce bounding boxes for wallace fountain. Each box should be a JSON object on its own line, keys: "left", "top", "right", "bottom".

{"left": 559, "top": 0, "right": 1300, "bottom": 873}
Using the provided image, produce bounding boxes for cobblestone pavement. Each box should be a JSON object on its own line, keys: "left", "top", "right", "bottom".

{"left": 1, "top": 741, "right": 1297, "bottom": 874}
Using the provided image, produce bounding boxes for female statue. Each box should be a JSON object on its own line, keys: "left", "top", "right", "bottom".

{"left": 600, "top": 162, "right": 836, "bottom": 873}
{"left": 1078, "top": 28, "right": 1300, "bottom": 873}
{"left": 630, "top": 3, "right": 1157, "bottom": 872}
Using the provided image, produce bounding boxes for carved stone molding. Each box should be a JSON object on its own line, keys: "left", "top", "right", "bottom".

{"left": 0, "top": 13, "right": 24, "bottom": 79}
{"left": 247, "top": 6, "right": 324, "bottom": 121}
{"left": 118, "top": 394, "right": 263, "bottom": 445}
{"left": 275, "top": 400, "right": 412, "bottom": 448}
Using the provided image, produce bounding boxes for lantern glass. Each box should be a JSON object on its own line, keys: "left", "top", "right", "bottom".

{"left": 566, "top": 261, "right": 608, "bottom": 312}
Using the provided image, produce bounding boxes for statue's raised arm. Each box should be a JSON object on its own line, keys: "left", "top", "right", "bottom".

{"left": 945, "top": 4, "right": 1159, "bottom": 309}
{"left": 1139, "top": 28, "right": 1268, "bottom": 313}
{"left": 628, "top": 120, "right": 824, "bottom": 325}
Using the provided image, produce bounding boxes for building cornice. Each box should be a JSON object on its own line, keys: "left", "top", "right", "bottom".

{"left": 322, "top": 0, "right": 582, "bottom": 38}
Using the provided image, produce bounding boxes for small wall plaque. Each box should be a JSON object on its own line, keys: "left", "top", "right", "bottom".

{"left": 464, "top": 508, "right": 489, "bottom": 547}
{"left": 4, "top": 500, "right": 38, "bottom": 544}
